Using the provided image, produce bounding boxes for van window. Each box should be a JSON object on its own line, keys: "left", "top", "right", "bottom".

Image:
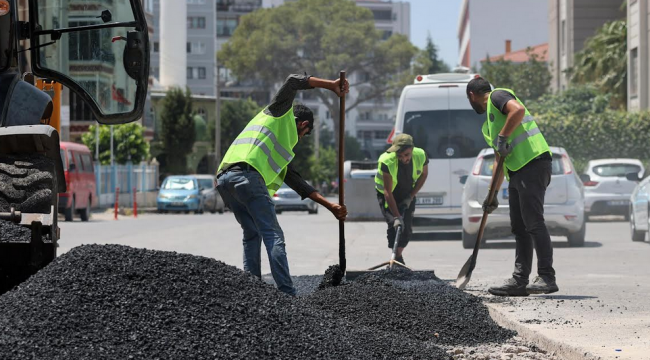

{"left": 403, "top": 110, "right": 484, "bottom": 159}
{"left": 81, "top": 154, "right": 94, "bottom": 173}
{"left": 67, "top": 151, "right": 75, "bottom": 171}
{"left": 73, "top": 152, "right": 83, "bottom": 172}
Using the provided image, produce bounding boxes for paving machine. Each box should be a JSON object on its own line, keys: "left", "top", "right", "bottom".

{"left": 0, "top": 0, "right": 149, "bottom": 287}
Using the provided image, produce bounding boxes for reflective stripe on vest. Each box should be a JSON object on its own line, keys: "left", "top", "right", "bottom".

{"left": 218, "top": 107, "right": 298, "bottom": 196}
{"left": 375, "top": 147, "right": 426, "bottom": 197}
{"left": 483, "top": 88, "right": 550, "bottom": 175}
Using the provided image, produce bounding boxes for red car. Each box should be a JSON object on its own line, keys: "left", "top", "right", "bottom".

{"left": 58, "top": 142, "right": 96, "bottom": 222}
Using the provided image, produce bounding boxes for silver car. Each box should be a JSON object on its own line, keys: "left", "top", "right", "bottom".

{"left": 194, "top": 174, "right": 225, "bottom": 214}
{"left": 273, "top": 183, "right": 318, "bottom": 214}
{"left": 627, "top": 173, "right": 650, "bottom": 242}
{"left": 581, "top": 159, "right": 644, "bottom": 221}
{"left": 461, "top": 147, "right": 586, "bottom": 248}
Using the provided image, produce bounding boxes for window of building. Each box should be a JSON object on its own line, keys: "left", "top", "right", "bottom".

{"left": 372, "top": 10, "right": 392, "bottom": 21}
{"left": 153, "top": 41, "right": 159, "bottom": 53}
{"left": 217, "top": 18, "right": 238, "bottom": 36}
{"left": 187, "top": 67, "right": 194, "bottom": 79}
{"left": 560, "top": 20, "right": 566, "bottom": 55}
{"left": 198, "top": 67, "right": 207, "bottom": 79}
{"left": 375, "top": 130, "right": 390, "bottom": 140}
{"left": 188, "top": 42, "right": 206, "bottom": 55}
{"left": 188, "top": 17, "right": 206, "bottom": 29}
{"left": 381, "top": 30, "right": 393, "bottom": 40}
{"left": 187, "top": 42, "right": 192, "bottom": 53}
{"left": 152, "top": 67, "right": 159, "bottom": 78}
{"left": 70, "top": 80, "right": 98, "bottom": 121}
{"left": 631, "top": 47, "right": 639, "bottom": 97}
{"left": 187, "top": 0, "right": 206, "bottom": 4}
{"left": 197, "top": 107, "right": 207, "bottom": 118}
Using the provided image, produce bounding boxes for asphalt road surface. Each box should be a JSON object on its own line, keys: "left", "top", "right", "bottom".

{"left": 59, "top": 207, "right": 650, "bottom": 360}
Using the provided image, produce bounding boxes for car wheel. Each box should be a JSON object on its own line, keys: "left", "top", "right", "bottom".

{"left": 462, "top": 229, "right": 477, "bottom": 249}
{"left": 64, "top": 197, "right": 75, "bottom": 222}
{"left": 567, "top": 222, "right": 586, "bottom": 247}
{"left": 630, "top": 211, "right": 645, "bottom": 242}
{"left": 276, "top": 210, "right": 282, "bottom": 215}
{"left": 624, "top": 212, "right": 631, "bottom": 222}
{"left": 80, "top": 196, "right": 91, "bottom": 222}
{"left": 308, "top": 206, "right": 318, "bottom": 214}
{"left": 218, "top": 205, "right": 224, "bottom": 214}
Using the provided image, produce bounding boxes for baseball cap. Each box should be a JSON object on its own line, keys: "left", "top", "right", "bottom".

{"left": 387, "top": 133, "right": 414, "bottom": 153}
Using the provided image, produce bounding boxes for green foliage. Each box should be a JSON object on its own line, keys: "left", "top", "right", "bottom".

{"left": 210, "top": 98, "right": 262, "bottom": 157}
{"left": 292, "top": 135, "right": 315, "bottom": 180}
{"left": 480, "top": 49, "right": 552, "bottom": 102}
{"left": 569, "top": 20, "right": 627, "bottom": 109}
{"left": 82, "top": 123, "right": 149, "bottom": 165}
{"left": 345, "top": 134, "right": 365, "bottom": 161}
{"left": 424, "top": 33, "right": 450, "bottom": 74}
{"left": 309, "top": 146, "right": 337, "bottom": 185}
{"left": 218, "top": 0, "right": 424, "bottom": 143}
{"left": 160, "top": 87, "right": 195, "bottom": 173}
{"left": 527, "top": 85, "right": 612, "bottom": 116}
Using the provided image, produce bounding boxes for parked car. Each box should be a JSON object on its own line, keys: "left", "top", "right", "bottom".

{"left": 391, "top": 72, "right": 488, "bottom": 232}
{"left": 58, "top": 142, "right": 96, "bottom": 222}
{"left": 194, "top": 174, "right": 225, "bottom": 214}
{"left": 627, "top": 172, "right": 650, "bottom": 242}
{"left": 157, "top": 176, "right": 204, "bottom": 214}
{"left": 581, "top": 159, "right": 644, "bottom": 220}
{"left": 461, "top": 147, "right": 586, "bottom": 248}
{"left": 273, "top": 183, "right": 318, "bottom": 214}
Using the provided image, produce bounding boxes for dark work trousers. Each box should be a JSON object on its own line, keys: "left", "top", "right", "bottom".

{"left": 377, "top": 193, "right": 416, "bottom": 249}
{"left": 508, "top": 157, "right": 555, "bottom": 284}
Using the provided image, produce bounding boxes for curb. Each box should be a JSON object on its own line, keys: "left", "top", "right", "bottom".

{"left": 486, "top": 304, "right": 602, "bottom": 360}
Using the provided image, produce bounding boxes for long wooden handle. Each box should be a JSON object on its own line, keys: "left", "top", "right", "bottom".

{"left": 338, "top": 70, "right": 346, "bottom": 273}
{"left": 472, "top": 156, "right": 506, "bottom": 256}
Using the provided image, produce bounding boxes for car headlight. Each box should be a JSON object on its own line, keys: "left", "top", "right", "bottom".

{"left": 159, "top": 193, "right": 170, "bottom": 199}
{"left": 187, "top": 194, "right": 198, "bottom": 199}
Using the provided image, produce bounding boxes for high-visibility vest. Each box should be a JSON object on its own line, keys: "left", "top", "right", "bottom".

{"left": 375, "top": 147, "right": 426, "bottom": 201}
{"left": 218, "top": 107, "right": 297, "bottom": 196}
{"left": 483, "top": 88, "right": 550, "bottom": 175}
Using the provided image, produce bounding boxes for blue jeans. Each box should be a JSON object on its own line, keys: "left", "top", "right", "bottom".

{"left": 216, "top": 167, "right": 296, "bottom": 295}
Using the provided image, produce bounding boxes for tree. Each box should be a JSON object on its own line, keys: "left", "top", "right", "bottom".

{"left": 527, "top": 85, "right": 612, "bottom": 116}
{"left": 424, "top": 32, "right": 450, "bottom": 74}
{"left": 309, "top": 146, "right": 337, "bottom": 185}
{"left": 218, "top": 0, "right": 429, "bottom": 147}
{"left": 480, "top": 49, "right": 552, "bottom": 102}
{"left": 569, "top": 20, "right": 627, "bottom": 109}
{"left": 82, "top": 123, "right": 149, "bottom": 165}
{"left": 160, "top": 87, "right": 195, "bottom": 173}
{"left": 209, "top": 98, "right": 262, "bottom": 157}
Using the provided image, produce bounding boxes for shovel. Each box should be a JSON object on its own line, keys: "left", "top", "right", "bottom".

{"left": 318, "top": 71, "right": 347, "bottom": 288}
{"left": 456, "top": 155, "right": 506, "bottom": 290}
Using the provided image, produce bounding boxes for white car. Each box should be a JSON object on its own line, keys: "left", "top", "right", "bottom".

{"left": 581, "top": 159, "right": 644, "bottom": 220}
{"left": 627, "top": 173, "right": 650, "bottom": 242}
{"left": 391, "top": 72, "right": 487, "bottom": 232}
{"left": 461, "top": 147, "right": 586, "bottom": 248}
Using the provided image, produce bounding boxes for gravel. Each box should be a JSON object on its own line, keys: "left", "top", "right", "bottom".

{"left": 0, "top": 245, "right": 454, "bottom": 360}
{"left": 0, "top": 219, "right": 31, "bottom": 243}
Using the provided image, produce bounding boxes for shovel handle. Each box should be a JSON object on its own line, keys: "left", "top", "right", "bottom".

{"left": 338, "top": 70, "right": 346, "bottom": 273}
{"left": 473, "top": 156, "right": 506, "bottom": 254}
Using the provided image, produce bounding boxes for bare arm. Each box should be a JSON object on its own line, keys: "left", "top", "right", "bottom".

{"left": 308, "top": 76, "right": 349, "bottom": 97}
{"left": 410, "top": 164, "right": 428, "bottom": 198}
{"left": 382, "top": 171, "right": 402, "bottom": 218}
{"left": 308, "top": 191, "right": 347, "bottom": 220}
{"left": 492, "top": 153, "right": 505, "bottom": 191}
{"left": 499, "top": 100, "right": 526, "bottom": 137}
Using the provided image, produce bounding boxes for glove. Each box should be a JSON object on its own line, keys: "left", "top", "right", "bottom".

{"left": 482, "top": 191, "right": 499, "bottom": 214}
{"left": 399, "top": 196, "right": 413, "bottom": 209}
{"left": 393, "top": 217, "right": 404, "bottom": 229}
{"left": 496, "top": 135, "right": 512, "bottom": 157}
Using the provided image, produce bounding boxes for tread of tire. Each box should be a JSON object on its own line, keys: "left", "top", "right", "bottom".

{"left": 0, "top": 155, "right": 55, "bottom": 214}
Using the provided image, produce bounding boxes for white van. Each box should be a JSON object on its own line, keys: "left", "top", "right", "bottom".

{"left": 390, "top": 72, "right": 486, "bottom": 231}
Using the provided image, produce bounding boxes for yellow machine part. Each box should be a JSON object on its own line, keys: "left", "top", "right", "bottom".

{"left": 35, "top": 79, "right": 62, "bottom": 133}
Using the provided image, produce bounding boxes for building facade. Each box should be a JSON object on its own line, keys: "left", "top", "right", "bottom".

{"left": 548, "top": 0, "right": 624, "bottom": 91}
{"left": 458, "top": 0, "right": 548, "bottom": 70}
{"left": 628, "top": 0, "right": 650, "bottom": 110}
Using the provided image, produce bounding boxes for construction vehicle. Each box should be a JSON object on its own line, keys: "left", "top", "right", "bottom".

{"left": 0, "top": 0, "right": 149, "bottom": 288}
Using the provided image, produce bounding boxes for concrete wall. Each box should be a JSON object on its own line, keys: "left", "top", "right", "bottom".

{"left": 469, "top": 0, "right": 548, "bottom": 70}
{"left": 346, "top": 179, "right": 383, "bottom": 221}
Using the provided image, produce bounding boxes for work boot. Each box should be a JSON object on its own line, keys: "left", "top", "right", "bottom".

{"left": 488, "top": 278, "right": 529, "bottom": 297}
{"left": 526, "top": 276, "right": 559, "bottom": 295}
{"left": 395, "top": 255, "right": 405, "bottom": 265}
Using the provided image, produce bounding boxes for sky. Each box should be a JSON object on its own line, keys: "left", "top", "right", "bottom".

{"left": 408, "top": 0, "right": 463, "bottom": 70}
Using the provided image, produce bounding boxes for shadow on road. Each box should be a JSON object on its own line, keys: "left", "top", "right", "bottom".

{"left": 411, "top": 232, "right": 462, "bottom": 241}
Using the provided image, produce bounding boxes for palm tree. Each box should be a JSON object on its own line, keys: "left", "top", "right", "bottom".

{"left": 569, "top": 20, "right": 627, "bottom": 109}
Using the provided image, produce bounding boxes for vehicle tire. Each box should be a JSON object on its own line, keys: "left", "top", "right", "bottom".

{"left": 64, "top": 197, "right": 75, "bottom": 222}
{"left": 0, "top": 154, "right": 58, "bottom": 287}
{"left": 210, "top": 207, "right": 217, "bottom": 214}
{"left": 631, "top": 211, "right": 645, "bottom": 242}
{"left": 462, "top": 229, "right": 477, "bottom": 249}
{"left": 276, "top": 210, "right": 282, "bottom": 215}
{"left": 308, "top": 206, "right": 318, "bottom": 214}
{"left": 567, "top": 222, "right": 586, "bottom": 247}
{"left": 79, "top": 196, "right": 90, "bottom": 222}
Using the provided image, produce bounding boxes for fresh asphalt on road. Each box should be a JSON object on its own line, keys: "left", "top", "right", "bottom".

{"left": 59, "top": 206, "right": 650, "bottom": 360}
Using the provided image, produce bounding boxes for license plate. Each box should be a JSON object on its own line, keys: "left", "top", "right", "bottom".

{"left": 502, "top": 188, "right": 509, "bottom": 200}
{"left": 416, "top": 196, "right": 443, "bottom": 205}
{"left": 607, "top": 200, "right": 627, "bottom": 206}
{"left": 171, "top": 202, "right": 185, "bottom": 206}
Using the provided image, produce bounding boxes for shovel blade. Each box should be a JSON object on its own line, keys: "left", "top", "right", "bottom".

{"left": 455, "top": 255, "right": 476, "bottom": 290}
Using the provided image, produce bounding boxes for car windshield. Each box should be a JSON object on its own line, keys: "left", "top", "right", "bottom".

{"left": 163, "top": 178, "right": 196, "bottom": 190}
{"left": 593, "top": 164, "right": 642, "bottom": 177}
{"left": 403, "top": 110, "right": 485, "bottom": 159}
{"left": 198, "top": 179, "right": 214, "bottom": 190}
{"left": 480, "top": 154, "right": 565, "bottom": 176}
